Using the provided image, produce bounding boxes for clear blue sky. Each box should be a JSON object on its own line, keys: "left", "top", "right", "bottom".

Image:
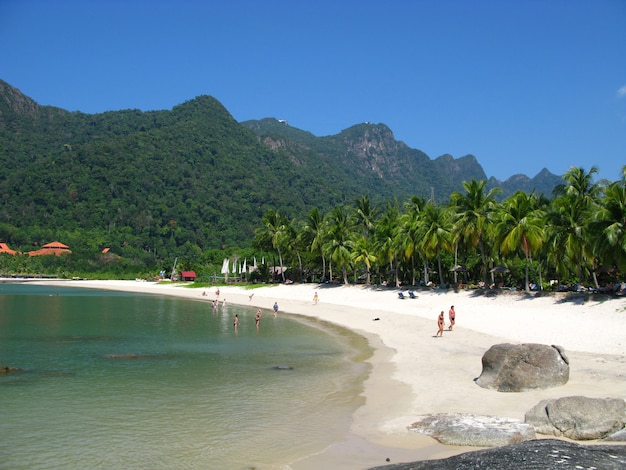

{"left": 2, "top": 0, "right": 625, "bottom": 181}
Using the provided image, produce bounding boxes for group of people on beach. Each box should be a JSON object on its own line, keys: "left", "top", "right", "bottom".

{"left": 435, "top": 305, "right": 455, "bottom": 337}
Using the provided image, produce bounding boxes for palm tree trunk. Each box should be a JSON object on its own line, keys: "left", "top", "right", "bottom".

{"left": 277, "top": 249, "right": 285, "bottom": 282}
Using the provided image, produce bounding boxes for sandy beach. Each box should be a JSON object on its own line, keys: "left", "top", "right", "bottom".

{"left": 30, "top": 280, "right": 626, "bottom": 468}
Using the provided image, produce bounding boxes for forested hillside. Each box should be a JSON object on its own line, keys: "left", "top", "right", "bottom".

{"left": 0, "top": 79, "right": 563, "bottom": 277}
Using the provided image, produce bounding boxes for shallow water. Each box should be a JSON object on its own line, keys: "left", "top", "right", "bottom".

{"left": 0, "top": 283, "right": 371, "bottom": 469}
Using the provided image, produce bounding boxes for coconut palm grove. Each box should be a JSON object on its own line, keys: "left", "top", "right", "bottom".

{"left": 253, "top": 167, "right": 626, "bottom": 293}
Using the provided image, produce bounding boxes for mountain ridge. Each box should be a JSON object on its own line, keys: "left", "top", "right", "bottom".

{"left": 0, "top": 79, "right": 562, "bottom": 252}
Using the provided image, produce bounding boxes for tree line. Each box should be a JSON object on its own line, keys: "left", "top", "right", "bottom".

{"left": 254, "top": 166, "right": 626, "bottom": 292}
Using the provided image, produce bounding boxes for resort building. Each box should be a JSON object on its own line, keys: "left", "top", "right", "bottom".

{"left": 180, "top": 271, "right": 197, "bottom": 281}
{"left": 28, "top": 241, "right": 72, "bottom": 256}
{"left": 0, "top": 242, "right": 17, "bottom": 255}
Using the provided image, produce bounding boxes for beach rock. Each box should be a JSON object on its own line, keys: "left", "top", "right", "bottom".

{"left": 408, "top": 413, "right": 535, "bottom": 447}
{"left": 369, "top": 438, "right": 626, "bottom": 470}
{"left": 0, "top": 364, "right": 21, "bottom": 374}
{"left": 475, "top": 343, "right": 569, "bottom": 392}
{"left": 525, "top": 396, "right": 626, "bottom": 440}
{"left": 272, "top": 365, "right": 294, "bottom": 370}
{"left": 604, "top": 428, "right": 626, "bottom": 442}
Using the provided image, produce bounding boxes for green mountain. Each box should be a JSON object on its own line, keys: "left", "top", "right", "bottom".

{"left": 0, "top": 79, "right": 561, "bottom": 254}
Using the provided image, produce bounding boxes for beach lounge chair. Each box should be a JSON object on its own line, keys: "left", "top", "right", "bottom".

{"left": 408, "top": 291, "right": 417, "bottom": 299}
{"left": 398, "top": 292, "right": 406, "bottom": 299}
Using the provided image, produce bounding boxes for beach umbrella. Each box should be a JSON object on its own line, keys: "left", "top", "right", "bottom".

{"left": 220, "top": 258, "right": 229, "bottom": 274}
{"left": 253, "top": 257, "right": 257, "bottom": 268}
{"left": 243, "top": 258, "right": 247, "bottom": 273}
{"left": 490, "top": 265, "right": 510, "bottom": 286}
{"left": 490, "top": 265, "right": 510, "bottom": 273}
{"left": 232, "top": 260, "right": 237, "bottom": 274}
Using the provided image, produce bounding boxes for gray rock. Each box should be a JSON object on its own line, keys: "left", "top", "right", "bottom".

{"left": 475, "top": 343, "right": 569, "bottom": 392}
{"left": 369, "top": 439, "right": 626, "bottom": 470}
{"left": 525, "top": 396, "right": 626, "bottom": 440}
{"left": 604, "top": 428, "right": 626, "bottom": 442}
{"left": 408, "top": 413, "right": 535, "bottom": 447}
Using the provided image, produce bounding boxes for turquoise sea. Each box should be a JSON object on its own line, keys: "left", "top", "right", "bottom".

{"left": 0, "top": 283, "right": 371, "bottom": 469}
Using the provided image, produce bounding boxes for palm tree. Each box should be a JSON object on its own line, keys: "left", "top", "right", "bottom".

{"left": 398, "top": 196, "right": 427, "bottom": 285}
{"left": 254, "top": 209, "right": 288, "bottom": 282}
{"left": 373, "top": 200, "right": 402, "bottom": 286}
{"left": 351, "top": 235, "right": 377, "bottom": 284}
{"left": 418, "top": 202, "right": 453, "bottom": 286}
{"left": 450, "top": 179, "right": 501, "bottom": 284}
{"left": 285, "top": 218, "right": 305, "bottom": 282}
{"left": 303, "top": 207, "right": 328, "bottom": 282}
{"left": 547, "top": 167, "right": 601, "bottom": 285}
{"left": 591, "top": 169, "right": 626, "bottom": 273}
{"left": 495, "top": 191, "right": 546, "bottom": 292}
{"left": 325, "top": 206, "right": 354, "bottom": 284}
{"left": 353, "top": 196, "right": 377, "bottom": 240}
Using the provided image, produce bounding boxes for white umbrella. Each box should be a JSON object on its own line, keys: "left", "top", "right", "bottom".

{"left": 243, "top": 258, "right": 247, "bottom": 273}
{"left": 220, "top": 258, "right": 229, "bottom": 274}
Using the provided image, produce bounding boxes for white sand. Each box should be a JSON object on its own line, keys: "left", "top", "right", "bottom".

{"left": 30, "top": 280, "right": 626, "bottom": 468}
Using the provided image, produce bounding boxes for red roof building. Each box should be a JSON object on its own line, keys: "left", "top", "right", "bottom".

{"left": 28, "top": 241, "right": 72, "bottom": 256}
{"left": 180, "top": 271, "right": 197, "bottom": 281}
{"left": 0, "top": 242, "right": 17, "bottom": 255}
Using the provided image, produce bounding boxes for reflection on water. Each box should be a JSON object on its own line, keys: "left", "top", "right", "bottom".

{"left": 0, "top": 284, "right": 371, "bottom": 469}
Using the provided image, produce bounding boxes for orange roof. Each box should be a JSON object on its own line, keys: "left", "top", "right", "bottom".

{"left": 0, "top": 242, "right": 17, "bottom": 255}
{"left": 42, "top": 241, "right": 70, "bottom": 249}
{"left": 28, "top": 241, "right": 72, "bottom": 256}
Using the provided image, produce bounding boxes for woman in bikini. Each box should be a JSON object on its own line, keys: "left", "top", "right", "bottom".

{"left": 436, "top": 311, "right": 445, "bottom": 337}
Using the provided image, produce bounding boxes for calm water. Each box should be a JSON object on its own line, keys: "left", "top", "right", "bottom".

{"left": 0, "top": 283, "right": 371, "bottom": 469}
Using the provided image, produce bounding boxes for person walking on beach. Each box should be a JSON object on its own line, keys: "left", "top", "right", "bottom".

{"left": 273, "top": 302, "right": 279, "bottom": 317}
{"left": 436, "top": 311, "right": 445, "bottom": 337}
{"left": 448, "top": 306, "right": 456, "bottom": 331}
{"left": 233, "top": 314, "right": 239, "bottom": 329}
{"left": 313, "top": 292, "right": 318, "bottom": 305}
{"left": 255, "top": 309, "right": 262, "bottom": 328}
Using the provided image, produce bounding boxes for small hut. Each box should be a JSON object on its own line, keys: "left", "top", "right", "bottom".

{"left": 180, "top": 271, "right": 197, "bottom": 282}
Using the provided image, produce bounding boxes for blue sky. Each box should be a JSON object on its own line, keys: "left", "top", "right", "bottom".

{"left": 1, "top": 0, "right": 625, "bottom": 181}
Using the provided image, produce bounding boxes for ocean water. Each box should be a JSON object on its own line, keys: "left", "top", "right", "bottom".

{"left": 0, "top": 283, "right": 371, "bottom": 469}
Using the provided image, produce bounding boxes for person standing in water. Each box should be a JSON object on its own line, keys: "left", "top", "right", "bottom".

{"left": 436, "top": 311, "right": 445, "bottom": 337}
{"left": 273, "top": 302, "right": 279, "bottom": 317}
{"left": 255, "top": 309, "right": 262, "bottom": 328}
{"left": 233, "top": 314, "right": 239, "bottom": 329}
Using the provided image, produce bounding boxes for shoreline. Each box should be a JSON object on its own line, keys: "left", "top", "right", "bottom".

{"left": 25, "top": 279, "right": 626, "bottom": 468}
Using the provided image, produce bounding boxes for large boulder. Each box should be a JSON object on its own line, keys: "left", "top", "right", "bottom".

{"left": 525, "top": 396, "right": 626, "bottom": 440}
{"left": 475, "top": 343, "right": 569, "bottom": 392}
{"left": 369, "top": 439, "right": 626, "bottom": 470}
{"left": 408, "top": 413, "right": 535, "bottom": 447}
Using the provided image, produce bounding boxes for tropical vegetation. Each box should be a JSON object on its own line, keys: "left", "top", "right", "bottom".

{"left": 253, "top": 166, "right": 626, "bottom": 292}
